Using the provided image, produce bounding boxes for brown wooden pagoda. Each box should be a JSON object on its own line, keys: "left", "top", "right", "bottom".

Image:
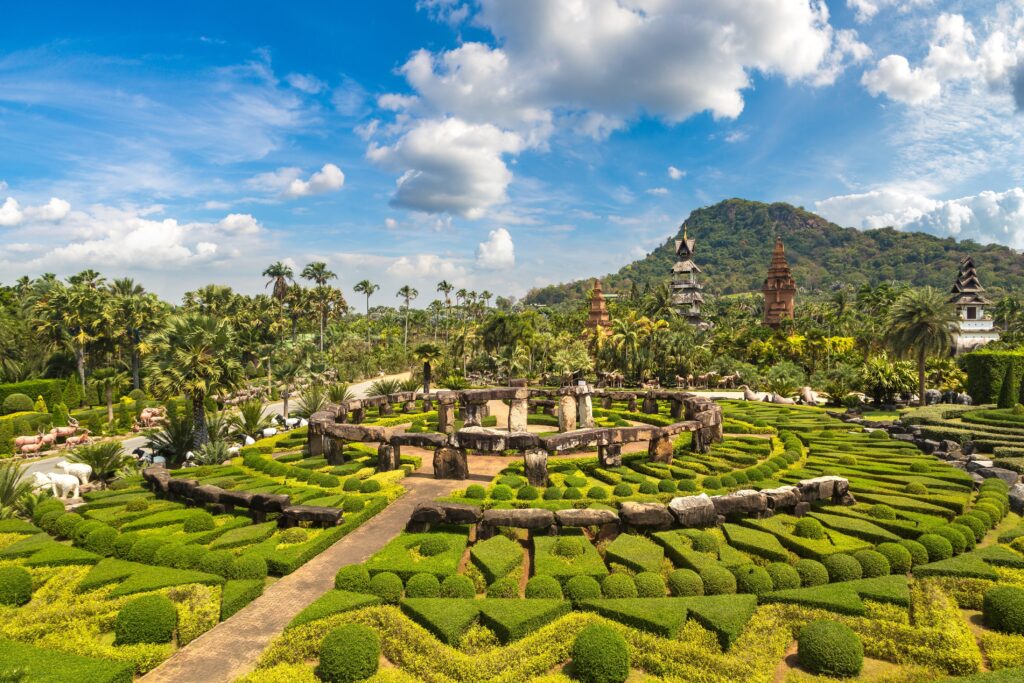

{"left": 762, "top": 236, "right": 796, "bottom": 326}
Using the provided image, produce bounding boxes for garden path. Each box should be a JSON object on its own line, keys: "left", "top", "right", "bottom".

{"left": 141, "top": 458, "right": 463, "bottom": 683}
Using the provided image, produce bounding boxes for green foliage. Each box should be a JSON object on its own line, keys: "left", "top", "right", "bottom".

{"left": 368, "top": 572, "right": 404, "bottom": 604}
{"left": 400, "top": 598, "right": 480, "bottom": 645}
{"left": 470, "top": 535, "right": 524, "bottom": 584}
{"left": 465, "top": 484, "right": 486, "bottom": 499}
{"left": 404, "top": 573, "right": 441, "bottom": 598}
{"left": 823, "top": 554, "right": 863, "bottom": 582}
{"left": 334, "top": 564, "right": 371, "bottom": 593}
{"left": 634, "top": 571, "right": 666, "bottom": 597}
{"left": 793, "top": 517, "right": 825, "bottom": 540}
{"left": 221, "top": 579, "right": 265, "bottom": 620}
{"left": 182, "top": 510, "right": 216, "bottom": 532}
{"left": 601, "top": 573, "right": 637, "bottom": 598}
{"left": 900, "top": 539, "right": 930, "bottom": 567}
{"left": 766, "top": 562, "right": 801, "bottom": 590}
{"left": 853, "top": 549, "right": 891, "bottom": 578}
{"left": 722, "top": 523, "right": 788, "bottom": 563}
{"left": 534, "top": 534, "right": 608, "bottom": 586}
{"left": 959, "top": 350, "right": 1024, "bottom": 405}
{"left": 0, "top": 639, "right": 132, "bottom": 683}
{"left": 288, "top": 591, "right": 381, "bottom": 630}
{"left": 229, "top": 554, "right": 268, "bottom": 580}
{"left": 316, "top": 623, "right": 380, "bottom": 683}
{"left": 797, "top": 620, "right": 864, "bottom": 677}
{"left": 525, "top": 575, "right": 563, "bottom": 599}
{"left": 667, "top": 568, "right": 704, "bottom": 596}
{"left": 983, "top": 586, "right": 1024, "bottom": 635}
{"left": 490, "top": 484, "right": 513, "bottom": 500}
{"left": 485, "top": 577, "right": 519, "bottom": 598}
{"left": 0, "top": 566, "right": 32, "bottom": 605}
{"left": 604, "top": 534, "right": 664, "bottom": 573}
{"left": 732, "top": 565, "right": 773, "bottom": 595}
{"left": 565, "top": 575, "right": 602, "bottom": 603}
{"left": 439, "top": 574, "right": 475, "bottom": 599}
{"left": 571, "top": 623, "right": 629, "bottom": 683}
{"left": 1, "top": 393, "right": 32, "bottom": 414}
{"left": 364, "top": 528, "right": 468, "bottom": 582}
{"left": 699, "top": 565, "right": 737, "bottom": 595}
{"left": 477, "top": 599, "right": 570, "bottom": 643}
{"left": 114, "top": 594, "right": 177, "bottom": 645}
{"left": 919, "top": 533, "right": 954, "bottom": 562}
{"left": 875, "top": 542, "right": 913, "bottom": 574}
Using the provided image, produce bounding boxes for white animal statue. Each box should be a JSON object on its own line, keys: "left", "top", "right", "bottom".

{"left": 284, "top": 417, "right": 300, "bottom": 428}
{"left": 31, "top": 472, "right": 80, "bottom": 499}
{"left": 227, "top": 445, "right": 241, "bottom": 456}
{"left": 298, "top": 418, "right": 308, "bottom": 428}
{"left": 738, "top": 384, "right": 759, "bottom": 401}
{"left": 770, "top": 393, "right": 796, "bottom": 405}
{"left": 244, "top": 435, "right": 256, "bottom": 446}
{"left": 262, "top": 427, "right": 278, "bottom": 438}
{"left": 798, "top": 386, "right": 820, "bottom": 406}
{"left": 55, "top": 460, "right": 92, "bottom": 485}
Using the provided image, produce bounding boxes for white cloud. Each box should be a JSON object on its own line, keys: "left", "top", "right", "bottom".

{"left": 204, "top": 200, "right": 231, "bottom": 210}
{"left": 724, "top": 130, "right": 749, "bottom": 143}
{"left": 247, "top": 163, "right": 345, "bottom": 199}
{"left": 367, "top": 118, "right": 523, "bottom": 218}
{"left": 815, "top": 186, "right": 940, "bottom": 228}
{"left": 862, "top": 55, "right": 941, "bottom": 104}
{"left": 219, "top": 213, "right": 262, "bottom": 234}
{"left": 0, "top": 181, "right": 7, "bottom": 192}
{"left": 0, "top": 198, "right": 23, "bottom": 227}
{"left": 646, "top": 187, "right": 669, "bottom": 196}
{"left": 667, "top": 166, "right": 686, "bottom": 180}
{"left": 387, "top": 253, "right": 466, "bottom": 278}
{"left": 285, "top": 72, "right": 326, "bottom": 94}
{"left": 0, "top": 196, "right": 71, "bottom": 227}
{"left": 475, "top": 227, "right": 515, "bottom": 269}
{"left": 4, "top": 243, "right": 38, "bottom": 254}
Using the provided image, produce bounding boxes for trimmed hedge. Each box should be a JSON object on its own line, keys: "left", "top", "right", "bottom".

{"left": 0, "top": 566, "right": 33, "bottom": 606}
{"left": 572, "top": 623, "right": 629, "bottom": 683}
{"left": 477, "top": 599, "right": 571, "bottom": 643}
{"left": 604, "top": 534, "right": 664, "bottom": 573}
{"left": 470, "top": 535, "right": 524, "bottom": 584}
{"left": 401, "top": 598, "right": 480, "bottom": 645}
{"left": 288, "top": 590, "right": 381, "bottom": 630}
{"left": 798, "top": 620, "right": 864, "bottom": 677}
{"left": 316, "top": 623, "right": 380, "bottom": 683}
{"left": 221, "top": 579, "right": 265, "bottom": 620}
{"left": 114, "top": 594, "right": 177, "bottom": 645}
{"left": 983, "top": 585, "right": 1024, "bottom": 635}
{"left": 0, "top": 639, "right": 131, "bottom": 683}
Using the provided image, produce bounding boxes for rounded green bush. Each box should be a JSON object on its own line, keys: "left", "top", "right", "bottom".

{"left": 908, "top": 462, "right": 929, "bottom": 474}
{"left": 369, "top": 572, "right": 403, "bottom": 603}
{"left": 699, "top": 565, "right": 737, "bottom": 595}
{"left": 635, "top": 572, "right": 666, "bottom": 597}
{"left": 2, "top": 393, "right": 33, "bottom": 414}
{"left": 868, "top": 504, "right": 897, "bottom": 520}
{"left": 486, "top": 576, "right": 519, "bottom": 598}
{"left": 72, "top": 520, "right": 104, "bottom": 544}
{"left": 516, "top": 485, "right": 539, "bottom": 501}
{"left": 84, "top": 526, "right": 119, "bottom": 556}
{"left": 491, "top": 484, "right": 513, "bottom": 500}
{"left": 657, "top": 479, "right": 676, "bottom": 493}
{"left": 115, "top": 594, "right": 177, "bottom": 645}
{"left": 869, "top": 428, "right": 889, "bottom": 439}
{"left": 983, "top": 585, "right": 1024, "bottom": 635}
{"left": 418, "top": 536, "right": 449, "bottom": 557}
{"left": 316, "top": 623, "right": 380, "bottom": 683}
{"left": 795, "top": 559, "right": 830, "bottom": 587}
{"left": 853, "top": 550, "right": 890, "bottom": 578}
{"left": 602, "top": 573, "right": 637, "bottom": 599}
{"left": 553, "top": 536, "right": 585, "bottom": 558}
{"left": 899, "top": 540, "right": 929, "bottom": 567}
{"left": 975, "top": 502, "right": 1003, "bottom": 524}
{"left": 565, "top": 575, "right": 602, "bottom": 602}
{"left": 439, "top": 574, "right": 475, "bottom": 598}
{"left": 875, "top": 543, "right": 912, "bottom": 574}
{"left": 113, "top": 532, "right": 140, "bottom": 559}
{"left": 564, "top": 475, "right": 587, "bottom": 488}
{"left": 766, "top": 563, "right": 801, "bottom": 590}
{"left": 668, "top": 569, "right": 704, "bottom": 596}
{"left": 978, "top": 494, "right": 1009, "bottom": 517}
{"left": 405, "top": 573, "right": 441, "bottom": 598}
{"left": 465, "top": 484, "right": 486, "bottom": 499}
{"left": 638, "top": 481, "right": 658, "bottom": 494}
{"left": 733, "top": 565, "right": 773, "bottom": 595}
{"left": 948, "top": 523, "right": 977, "bottom": 551}
{"left": 342, "top": 497, "right": 365, "bottom": 513}
{"left": 173, "top": 544, "right": 209, "bottom": 570}
{"left": 279, "top": 527, "right": 309, "bottom": 545}
{"left": 125, "top": 498, "right": 149, "bottom": 512}
{"left": 0, "top": 567, "right": 33, "bottom": 606}
{"left": 54, "top": 512, "right": 84, "bottom": 539}
{"left": 702, "top": 476, "right": 722, "bottom": 490}
{"left": 38, "top": 509, "right": 63, "bottom": 534}
{"left": 981, "top": 478, "right": 1009, "bottom": 493}
{"left": 720, "top": 475, "right": 738, "bottom": 488}
{"left": 563, "top": 486, "right": 583, "bottom": 500}
{"left": 904, "top": 482, "right": 928, "bottom": 495}
{"left": 731, "top": 471, "right": 749, "bottom": 485}
{"left": 497, "top": 475, "right": 525, "bottom": 489}
{"left": 182, "top": 510, "right": 216, "bottom": 533}
{"left": 933, "top": 526, "right": 967, "bottom": 555}
{"left": 525, "top": 575, "right": 563, "bottom": 599}
{"left": 572, "top": 623, "right": 629, "bottom": 683}
{"left": 543, "top": 487, "right": 563, "bottom": 500}
{"left": 229, "top": 554, "right": 268, "bottom": 580}
{"left": 32, "top": 497, "right": 64, "bottom": 526}
{"left": 343, "top": 477, "right": 361, "bottom": 492}
{"left": 199, "top": 549, "right": 235, "bottom": 577}
{"left": 918, "top": 533, "right": 953, "bottom": 562}
{"left": 823, "top": 554, "right": 863, "bottom": 582}
{"left": 797, "top": 620, "right": 863, "bottom": 677}
{"left": 794, "top": 518, "right": 825, "bottom": 540}
{"left": 613, "top": 483, "right": 633, "bottom": 497}
{"left": 838, "top": 455, "right": 857, "bottom": 465}
{"left": 335, "top": 564, "right": 371, "bottom": 592}
{"left": 676, "top": 479, "right": 697, "bottom": 492}
{"left": 128, "top": 536, "right": 164, "bottom": 564}
{"left": 359, "top": 479, "right": 381, "bottom": 494}
{"left": 967, "top": 508, "right": 995, "bottom": 529}
{"left": 954, "top": 514, "right": 986, "bottom": 542}
{"left": 689, "top": 531, "right": 718, "bottom": 554}
{"left": 152, "top": 542, "right": 185, "bottom": 567}
{"left": 587, "top": 486, "right": 608, "bottom": 500}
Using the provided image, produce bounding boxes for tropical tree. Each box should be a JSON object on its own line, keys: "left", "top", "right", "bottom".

{"left": 146, "top": 411, "right": 195, "bottom": 466}
{"left": 887, "top": 287, "right": 958, "bottom": 406}
{"left": 91, "top": 367, "right": 129, "bottom": 425}
{"left": 294, "top": 384, "right": 328, "bottom": 418}
{"left": 414, "top": 343, "right": 443, "bottom": 394}
{"left": 354, "top": 279, "right": 380, "bottom": 345}
{"left": 229, "top": 399, "right": 273, "bottom": 439}
{"left": 397, "top": 285, "right": 419, "bottom": 349}
{"left": 301, "top": 262, "right": 338, "bottom": 352}
{"left": 263, "top": 262, "right": 294, "bottom": 303}
{"left": 144, "top": 313, "right": 243, "bottom": 448}
{"left": 437, "top": 281, "right": 454, "bottom": 343}
{"left": 31, "top": 276, "right": 104, "bottom": 394}
{"left": 69, "top": 441, "right": 134, "bottom": 487}
{"left": 105, "top": 278, "right": 164, "bottom": 389}
{"left": 0, "top": 462, "right": 32, "bottom": 519}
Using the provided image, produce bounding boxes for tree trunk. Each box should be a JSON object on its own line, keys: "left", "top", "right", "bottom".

{"left": 106, "top": 386, "right": 114, "bottom": 425}
{"left": 75, "top": 348, "right": 86, "bottom": 408}
{"left": 282, "top": 392, "right": 290, "bottom": 419}
{"left": 404, "top": 308, "right": 410, "bottom": 349}
{"left": 423, "top": 362, "right": 432, "bottom": 395}
{"left": 319, "top": 306, "right": 325, "bottom": 353}
{"left": 918, "top": 347, "right": 927, "bottom": 408}
{"left": 365, "top": 296, "right": 371, "bottom": 346}
{"left": 192, "top": 395, "right": 209, "bottom": 449}
{"left": 131, "top": 342, "right": 141, "bottom": 390}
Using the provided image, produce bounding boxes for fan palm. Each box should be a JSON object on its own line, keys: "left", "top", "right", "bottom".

{"left": 91, "top": 366, "right": 130, "bottom": 425}
{"left": 146, "top": 411, "right": 196, "bottom": 466}
{"left": 294, "top": 384, "right": 328, "bottom": 418}
{"left": 301, "top": 262, "right": 338, "bottom": 352}
{"left": 229, "top": 399, "right": 273, "bottom": 439}
{"left": 397, "top": 285, "right": 418, "bottom": 349}
{"left": 263, "top": 262, "right": 294, "bottom": 303}
{"left": 368, "top": 378, "right": 403, "bottom": 397}
{"left": 887, "top": 287, "right": 958, "bottom": 406}
{"left": 414, "top": 343, "right": 443, "bottom": 394}
{"left": 0, "top": 462, "right": 33, "bottom": 519}
{"left": 327, "top": 383, "right": 355, "bottom": 404}
{"left": 194, "top": 440, "right": 231, "bottom": 466}
{"left": 69, "top": 441, "right": 134, "bottom": 487}
{"left": 354, "top": 279, "right": 380, "bottom": 346}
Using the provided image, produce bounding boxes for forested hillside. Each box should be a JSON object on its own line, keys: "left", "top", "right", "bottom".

{"left": 524, "top": 199, "right": 1024, "bottom": 304}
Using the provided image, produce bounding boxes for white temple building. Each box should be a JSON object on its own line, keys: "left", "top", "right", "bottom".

{"left": 949, "top": 255, "right": 1000, "bottom": 353}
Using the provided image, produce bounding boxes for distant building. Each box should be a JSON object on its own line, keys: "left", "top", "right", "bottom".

{"left": 950, "top": 255, "right": 1000, "bottom": 353}
{"left": 670, "top": 223, "right": 705, "bottom": 325}
{"left": 763, "top": 236, "right": 796, "bottom": 327}
{"left": 585, "top": 279, "right": 612, "bottom": 330}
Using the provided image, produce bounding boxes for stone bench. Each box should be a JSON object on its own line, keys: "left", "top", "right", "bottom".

{"left": 279, "top": 505, "right": 344, "bottom": 528}
{"left": 406, "top": 502, "right": 484, "bottom": 532}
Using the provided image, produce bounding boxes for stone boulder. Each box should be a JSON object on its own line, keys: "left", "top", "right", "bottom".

{"left": 481, "top": 508, "right": 555, "bottom": 529}
{"left": 167, "top": 478, "right": 199, "bottom": 498}
{"left": 711, "top": 490, "right": 768, "bottom": 517}
{"left": 190, "top": 485, "right": 225, "bottom": 505}
{"left": 219, "top": 490, "right": 255, "bottom": 509}
{"left": 668, "top": 494, "right": 717, "bottom": 527}
{"left": 555, "top": 508, "right": 619, "bottom": 528}
{"left": 250, "top": 493, "right": 291, "bottom": 513}
{"left": 762, "top": 486, "right": 800, "bottom": 511}
{"left": 433, "top": 446, "right": 468, "bottom": 480}
{"left": 281, "top": 505, "right": 343, "bottom": 527}
{"left": 1010, "top": 483, "right": 1024, "bottom": 514}
{"left": 619, "top": 502, "right": 675, "bottom": 530}
{"left": 977, "top": 467, "right": 1020, "bottom": 485}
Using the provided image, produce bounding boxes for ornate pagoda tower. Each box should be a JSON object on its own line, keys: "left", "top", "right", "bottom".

{"left": 670, "top": 223, "right": 705, "bottom": 325}
{"left": 949, "top": 255, "right": 999, "bottom": 353}
{"left": 762, "top": 236, "right": 796, "bottom": 327}
{"left": 585, "top": 279, "right": 611, "bottom": 330}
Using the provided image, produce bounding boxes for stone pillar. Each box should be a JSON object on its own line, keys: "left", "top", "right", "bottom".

{"left": 403, "top": 400, "right": 416, "bottom": 413}
{"left": 377, "top": 443, "right": 400, "bottom": 472}
{"left": 433, "top": 446, "right": 468, "bottom": 480}
{"left": 577, "top": 391, "right": 595, "bottom": 429}
{"left": 307, "top": 422, "right": 324, "bottom": 457}
{"left": 508, "top": 389, "right": 529, "bottom": 432}
{"left": 422, "top": 396, "right": 432, "bottom": 411}
{"left": 558, "top": 395, "right": 577, "bottom": 432}
{"left": 523, "top": 448, "right": 548, "bottom": 487}
{"left": 437, "top": 396, "right": 456, "bottom": 435}
{"left": 670, "top": 398, "right": 684, "bottom": 420}
{"left": 350, "top": 406, "right": 365, "bottom": 424}
{"left": 464, "top": 403, "right": 483, "bottom": 427}
{"left": 380, "top": 401, "right": 394, "bottom": 417}
{"left": 601, "top": 395, "right": 613, "bottom": 410}
{"left": 598, "top": 443, "right": 622, "bottom": 467}
{"left": 642, "top": 393, "right": 659, "bottom": 414}
{"left": 326, "top": 437, "right": 345, "bottom": 466}
{"left": 627, "top": 395, "right": 638, "bottom": 412}
{"left": 648, "top": 434, "right": 673, "bottom": 463}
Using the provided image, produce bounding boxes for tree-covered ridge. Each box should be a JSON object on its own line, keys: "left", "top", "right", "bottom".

{"left": 525, "top": 199, "right": 1024, "bottom": 304}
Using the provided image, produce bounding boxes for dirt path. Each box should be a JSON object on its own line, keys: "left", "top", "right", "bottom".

{"left": 141, "top": 460, "right": 462, "bottom": 683}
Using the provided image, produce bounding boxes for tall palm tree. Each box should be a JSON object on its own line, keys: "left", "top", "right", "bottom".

{"left": 105, "top": 279, "right": 165, "bottom": 389}
{"left": 887, "top": 287, "right": 958, "bottom": 406}
{"left": 263, "top": 262, "right": 294, "bottom": 304}
{"left": 144, "top": 312, "right": 243, "bottom": 448}
{"left": 397, "top": 285, "right": 419, "bottom": 350}
{"left": 32, "top": 278, "right": 104, "bottom": 396}
{"left": 413, "top": 343, "right": 443, "bottom": 394}
{"left": 301, "top": 262, "right": 338, "bottom": 352}
{"left": 437, "top": 280, "right": 454, "bottom": 344}
{"left": 354, "top": 279, "right": 380, "bottom": 346}
{"left": 91, "top": 366, "right": 129, "bottom": 425}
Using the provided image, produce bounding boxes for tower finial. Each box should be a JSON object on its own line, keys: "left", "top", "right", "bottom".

{"left": 683, "top": 222, "right": 688, "bottom": 241}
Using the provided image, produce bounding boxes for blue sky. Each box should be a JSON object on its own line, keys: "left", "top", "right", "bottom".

{"left": 1, "top": 0, "right": 1023, "bottom": 302}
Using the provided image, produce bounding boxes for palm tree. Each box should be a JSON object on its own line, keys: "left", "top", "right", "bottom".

{"left": 414, "top": 343, "right": 443, "bottom": 394}
{"left": 397, "top": 285, "right": 419, "bottom": 349}
{"left": 0, "top": 462, "right": 32, "bottom": 519}
{"left": 263, "top": 262, "right": 294, "bottom": 303}
{"left": 229, "top": 399, "right": 273, "bottom": 440}
{"left": 144, "top": 312, "right": 243, "bottom": 448}
{"left": 437, "top": 280, "right": 454, "bottom": 344}
{"left": 354, "top": 279, "right": 380, "bottom": 346}
{"left": 69, "top": 441, "right": 134, "bottom": 488}
{"left": 887, "top": 287, "right": 958, "bottom": 406}
{"left": 105, "top": 279, "right": 164, "bottom": 389}
{"left": 147, "top": 410, "right": 195, "bottom": 466}
{"left": 91, "top": 367, "right": 129, "bottom": 425}
{"left": 301, "top": 262, "right": 337, "bottom": 352}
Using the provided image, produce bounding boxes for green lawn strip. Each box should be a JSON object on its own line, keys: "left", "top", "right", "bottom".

{"left": 817, "top": 506, "right": 939, "bottom": 539}
{"left": 0, "top": 638, "right": 133, "bottom": 683}
{"left": 83, "top": 501, "right": 180, "bottom": 526}
{"left": 287, "top": 590, "right": 382, "bottom": 629}
{"left": 476, "top": 599, "right": 571, "bottom": 643}
{"left": 469, "top": 535, "right": 524, "bottom": 584}
{"left": 363, "top": 526, "right": 469, "bottom": 582}
{"left": 806, "top": 511, "right": 902, "bottom": 544}
{"left": 80, "top": 491, "right": 153, "bottom": 509}
{"left": 79, "top": 557, "right": 223, "bottom": 596}
{"left": 721, "top": 523, "right": 789, "bottom": 562}
{"left": 533, "top": 534, "right": 609, "bottom": 585}
{"left": 401, "top": 598, "right": 481, "bottom": 644}
{"left": 740, "top": 516, "right": 871, "bottom": 561}
{"left": 120, "top": 508, "right": 199, "bottom": 531}
{"left": 579, "top": 598, "right": 690, "bottom": 638}
{"left": 604, "top": 533, "right": 665, "bottom": 573}
{"left": 911, "top": 548, "right": 1018, "bottom": 580}
{"left": 221, "top": 579, "right": 265, "bottom": 620}
{"left": 0, "top": 532, "right": 54, "bottom": 558}
{"left": 0, "top": 519, "right": 41, "bottom": 534}
{"left": 23, "top": 543, "right": 102, "bottom": 567}
{"left": 209, "top": 521, "right": 278, "bottom": 550}
{"left": 972, "top": 545, "right": 1024, "bottom": 568}
{"left": 760, "top": 575, "right": 910, "bottom": 616}
{"left": 680, "top": 593, "right": 758, "bottom": 650}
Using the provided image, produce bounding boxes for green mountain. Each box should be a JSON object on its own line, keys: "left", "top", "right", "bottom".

{"left": 523, "top": 198, "right": 1024, "bottom": 304}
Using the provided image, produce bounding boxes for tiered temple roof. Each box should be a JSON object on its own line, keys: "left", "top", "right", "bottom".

{"left": 670, "top": 223, "right": 705, "bottom": 325}
{"left": 762, "top": 236, "right": 796, "bottom": 326}
{"left": 585, "top": 279, "right": 611, "bottom": 329}
{"left": 949, "top": 256, "right": 992, "bottom": 306}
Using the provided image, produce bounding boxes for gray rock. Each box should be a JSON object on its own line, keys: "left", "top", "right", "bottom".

{"left": 762, "top": 486, "right": 800, "bottom": 511}
{"left": 711, "top": 489, "right": 768, "bottom": 517}
{"left": 482, "top": 508, "right": 555, "bottom": 529}
{"left": 250, "top": 493, "right": 291, "bottom": 513}
{"left": 555, "top": 508, "right": 619, "bottom": 527}
{"left": 1009, "top": 483, "right": 1024, "bottom": 514}
{"left": 668, "top": 494, "right": 717, "bottom": 527}
{"left": 619, "top": 501, "right": 675, "bottom": 530}
{"left": 433, "top": 446, "right": 468, "bottom": 480}
{"left": 281, "top": 505, "right": 343, "bottom": 527}
{"left": 977, "top": 467, "right": 1020, "bottom": 485}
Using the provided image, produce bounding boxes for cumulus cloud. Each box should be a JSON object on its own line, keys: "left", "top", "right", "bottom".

{"left": 862, "top": 55, "right": 941, "bottom": 104}
{"left": 219, "top": 213, "right": 262, "bottom": 234}
{"left": 0, "top": 196, "right": 71, "bottom": 227}
{"left": 646, "top": 187, "right": 669, "bottom": 196}
{"left": 847, "top": 0, "right": 932, "bottom": 24}
{"left": 667, "top": 166, "right": 686, "bottom": 180}
{"left": 0, "top": 198, "right": 23, "bottom": 227}
{"left": 816, "top": 186, "right": 1024, "bottom": 249}
{"left": 247, "top": 164, "right": 345, "bottom": 199}
{"left": 476, "top": 227, "right": 515, "bottom": 269}
{"left": 387, "top": 253, "right": 466, "bottom": 278}
{"left": 367, "top": 118, "right": 523, "bottom": 218}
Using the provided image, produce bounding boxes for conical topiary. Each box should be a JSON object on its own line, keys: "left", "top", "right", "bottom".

{"left": 998, "top": 363, "right": 1016, "bottom": 409}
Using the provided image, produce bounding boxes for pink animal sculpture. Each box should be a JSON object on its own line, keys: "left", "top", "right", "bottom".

{"left": 65, "top": 430, "right": 91, "bottom": 446}
{"left": 19, "top": 442, "right": 42, "bottom": 454}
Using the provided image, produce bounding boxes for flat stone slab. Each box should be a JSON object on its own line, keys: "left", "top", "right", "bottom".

{"left": 668, "top": 494, "right": 716, "bottom": 527}
{"left": 481, "top": 508, "right": 555, "bottom": 529}
{"left": 281, "top": 505, "right": 343, "bottom": 526}
{"left": 555, "top": 508, "right": 619, "bottom": 527}
{"left": 711, "top": 489, "right": 767, "bottom": 516}
{"left": 619, "top": 502, "right": 674, "bottom": 529}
